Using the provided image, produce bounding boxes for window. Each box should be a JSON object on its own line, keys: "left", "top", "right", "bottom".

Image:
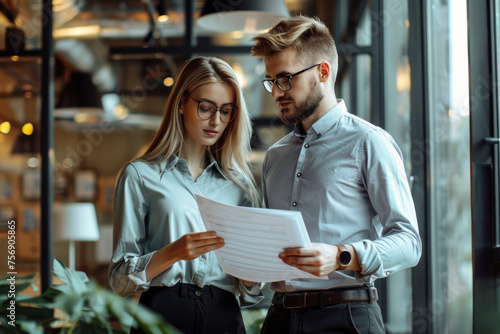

{"left": 382, "top": 1, "right": 413, "bottom": 332}
{"left": 427, "top": 0, "right": 473, "bottom": 332}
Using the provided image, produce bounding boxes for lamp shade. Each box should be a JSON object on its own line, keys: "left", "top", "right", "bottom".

{"left": 53, "top": 203, "right": 100, "bottom": 241}
{"left": 197, "top": 0, "right": 290, "bottom": 33}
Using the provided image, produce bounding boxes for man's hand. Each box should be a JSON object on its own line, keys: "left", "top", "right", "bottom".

{"left": 279, "top": 243, "right": 360, "bottom": 277}
{"left": 279, "top": 243, "right": 338, "bottom": 277}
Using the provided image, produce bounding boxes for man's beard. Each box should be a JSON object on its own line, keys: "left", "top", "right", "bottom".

{"left": 279, "top": 80, "right": 323, "bottom": 125}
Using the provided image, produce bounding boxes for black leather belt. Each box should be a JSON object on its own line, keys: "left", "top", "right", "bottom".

{"left": 279, "top": 286, "right": 378, "bottom": 309}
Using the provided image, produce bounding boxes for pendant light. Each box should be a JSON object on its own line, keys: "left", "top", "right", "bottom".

{"left": 197, "top": 0, "right": 290, "bottom": 34}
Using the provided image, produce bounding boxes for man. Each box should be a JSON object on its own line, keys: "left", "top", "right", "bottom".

{"left": 251, "top": 16, "right": 421, "bottom": 333}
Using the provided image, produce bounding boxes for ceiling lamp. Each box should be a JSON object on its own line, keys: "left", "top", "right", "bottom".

{"left": 197, "top": 0, "right": 290, "bottom": 34}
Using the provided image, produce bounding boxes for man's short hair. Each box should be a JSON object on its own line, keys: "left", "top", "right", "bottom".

{"left": 251, "top": 15, "right": 338, "bottom": 81}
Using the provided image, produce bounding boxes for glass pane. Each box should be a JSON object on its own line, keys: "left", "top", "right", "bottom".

{"left": 355, "top": 6, "right": 371, "bottom": 47}
{"left": 382, "top": 1, "right": 412, "bottom": 333}
{"left": 427, "top": 0, "right": 473, "bottom": 332}
{"left": 0, "top": 56, "right": 41, "bottom": 287}
{"left": 355, "top": 54, "right": 372, "bottom": 121}
{"left": 337, "top": 55, "right": 371, "bottom": 121}
{"left": 338, "top": 66, "right": 351, "bottom": 110}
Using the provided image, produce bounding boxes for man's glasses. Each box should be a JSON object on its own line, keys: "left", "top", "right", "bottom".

{"left": 261, "top": 63, "right": 321, "bottom": 93}
{"left": 186, "top": 95, "right": 237, "bottom": 123}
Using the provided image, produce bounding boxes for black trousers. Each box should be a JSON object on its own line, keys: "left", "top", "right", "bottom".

{"left": 130, "top": 283, "right": 246, "bottom": 334}
{"left": 261, "top": 292, "right": 385, "bottom": 334}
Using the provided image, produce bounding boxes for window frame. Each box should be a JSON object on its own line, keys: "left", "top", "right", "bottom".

{"left": 468, "top": 0, "right": 500, "bottom": 332}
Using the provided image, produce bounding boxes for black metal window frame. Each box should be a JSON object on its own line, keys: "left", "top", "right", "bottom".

{"left": 468, "top": 0, "right": 500, "bottom": 333}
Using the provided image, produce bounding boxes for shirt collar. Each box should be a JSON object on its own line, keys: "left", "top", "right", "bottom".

{"left": 293, "top": 99, "right": 347, "bottom": 138}
{"left": 206, "top": 151, "right": 228, "bottom": 180}
{"left": 158, "top": 151, "right": 228, "bottom": 180}
{"left": 158, "top": 154, "right": 179, "bottom": 173}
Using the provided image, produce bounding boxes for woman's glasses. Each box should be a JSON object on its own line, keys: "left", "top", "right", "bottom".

{"left": 186, "top": 95, "right": 237, "bottom": 123}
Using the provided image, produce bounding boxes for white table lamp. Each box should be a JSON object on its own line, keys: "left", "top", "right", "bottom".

{"left": 54, "top": 203, "right": 100, "bottom": 270}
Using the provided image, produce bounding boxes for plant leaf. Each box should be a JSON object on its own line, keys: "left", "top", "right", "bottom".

{"left": 15, "top": 286, "right": 62, "bottom": 308}
{"left": 54, "top": 291, "right": 84, "bottom": 322}
{"left": 52, "top": 258, "right": 70, "bottom": 284}
{"left": 64, "top": 268, "right": 89, "bottom": 295}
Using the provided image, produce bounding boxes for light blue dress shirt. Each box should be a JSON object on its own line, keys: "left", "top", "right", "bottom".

{"left": 262, "top": 100, "right": 422, "bottom": 293}
{"left": 109, "top": 154, "right": 263, "bottom": 305}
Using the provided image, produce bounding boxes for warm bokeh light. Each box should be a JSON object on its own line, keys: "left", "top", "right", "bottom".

{"left": 22, "top": 123, "right": 34, "bottom": 135}
{"left": 113, "top": 104, "right": 129, "bottom": 119}
{"left": 396, "top": 64, "right": 411, "bottom": 92}
{"left": 163, "top": 77, "right": 174, "bottom": 87}
{"left": 157, "top": 15, "right": 169, "bottom": 23}
{"left": 232, "top": 64, "right": 247, "bottom": 88}
{"left": 53, "top": 25, "right": 100, "bottom": 38}
{"left": 0, "top": 121, "right": 11, "bottom": 134}
{"left": 231, "top": 31, "right": 244, "bottom": 39}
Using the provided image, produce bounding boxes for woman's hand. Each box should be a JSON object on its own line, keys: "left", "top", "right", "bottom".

{"left": 170, "top": 231, "right": 225, "bottom": 261}
{"left": 146, "top": 231, "right": 224, "bottom": 281}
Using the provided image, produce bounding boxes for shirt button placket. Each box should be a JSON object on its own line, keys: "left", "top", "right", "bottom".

{"left": 291, "top": 142, "right": 310, "bottom": 209}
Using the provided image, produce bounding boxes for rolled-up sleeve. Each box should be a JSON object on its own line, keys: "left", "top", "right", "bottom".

{"left": 108, "top": 164, "right": 154, "bottom": 297}
{"left": 353, "top": 130, "right": 422, "bottom": 280}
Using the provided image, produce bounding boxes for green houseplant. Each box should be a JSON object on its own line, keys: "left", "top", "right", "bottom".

{"left": 0, "top": 259, "right": 179, "bottom": 334}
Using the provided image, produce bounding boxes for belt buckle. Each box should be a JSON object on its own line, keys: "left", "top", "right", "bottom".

{"left": 282, "top": 292, "right": 307, "bottom": 309}
{"left": 364, "top": 285, "right": 378, "bottom": 302}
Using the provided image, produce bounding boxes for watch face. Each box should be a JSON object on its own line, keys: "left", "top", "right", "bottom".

{"left": 339, "top": 250, "right": 352, "bottom": 265}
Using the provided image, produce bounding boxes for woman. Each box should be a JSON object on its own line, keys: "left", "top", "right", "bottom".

{"left": 109, "top": 56, "right": 262, "bottom": 334}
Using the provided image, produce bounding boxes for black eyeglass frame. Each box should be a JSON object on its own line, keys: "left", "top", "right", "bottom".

{"left": 186, "top": 95, "right": 237, "bottom": 123}
{"left": 261, "top": 63, "right": 322, "bottom": 93}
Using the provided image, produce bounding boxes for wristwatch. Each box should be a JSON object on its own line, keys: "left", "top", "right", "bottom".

{"left": 337, "top": 244, "right": 352, "bottom": 270}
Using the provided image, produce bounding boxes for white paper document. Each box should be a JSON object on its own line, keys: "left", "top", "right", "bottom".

{"left": 196, "top": 195, "right": 325, "bottom": 282}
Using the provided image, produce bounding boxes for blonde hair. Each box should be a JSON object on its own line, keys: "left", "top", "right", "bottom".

{"left": 123, "top": 56, "right": 259, "bottom": 205}
{"left": 251, "top": 15, "right": 338, "bottom": 82}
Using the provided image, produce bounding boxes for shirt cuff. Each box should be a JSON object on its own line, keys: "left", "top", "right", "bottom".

{"left": 113, "top": 252, "right": 155, "bottom": 296}
{"left": 350, "top": 240, "right": 386, "bottom": 282}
